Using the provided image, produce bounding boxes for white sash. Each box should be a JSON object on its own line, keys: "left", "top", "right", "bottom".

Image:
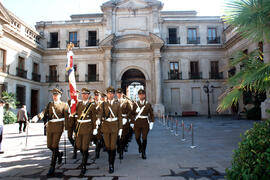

{"left": 135, "top": 105, "right": 146, "bottom": 121}
{"left": 52, "top": 106, "right": 59, "bottom": 119}
{"left": 108, "top": 105, "right": 116, "bottom": 118}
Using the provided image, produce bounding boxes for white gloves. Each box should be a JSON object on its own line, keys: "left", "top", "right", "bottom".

{"left": 96, "top": 119, "right": 101, "bottom": 126}
{"left": 136, "top": 107, "right": 140, "bottom": 113}
{"left": 149, "top": 122, "right": 154, "bottom": 130}
{"left": 130, "top": 123, "right": 134, "bottom": 129}
{"left": 122, "top": 118, "right": 127, "bottom": 125}
{"left": 118, "top": 129, "right": 123, "bottom": 138}
{"left": 31, "top": 115, "right": 39, "bottom": 123}
{"left": 93, "top": 129, "right": 98, "bottom": 135}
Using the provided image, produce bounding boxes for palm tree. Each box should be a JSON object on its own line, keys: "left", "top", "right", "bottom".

{"left": 217, "top": 0, "right": 270, "bottom": 113}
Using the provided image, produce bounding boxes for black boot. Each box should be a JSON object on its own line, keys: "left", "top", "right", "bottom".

{"left": 142, "top": 140, "right": 147, "bottom": 159}
{"left": 109, "top": 150, "right": 115, "bottom": 174}
{"left": 80, "top": 151, "right": 88, "bottom": 176}
{"left": 107, "top": 150, "right": 114, "bottom": 173}
{"left": 47, "top": 149, "right": 57, "bottom": 176}
{"left": 136, "top": 138, "right": 142, "bottom": 153}
{"left": 72, "top": 145, "right": 77, "bottom": 159}
{"left": 56, "top": 148, "right": 63, "bottom": 164}
{"left": 95, "top": 140, "right": 101, "bottom": 159}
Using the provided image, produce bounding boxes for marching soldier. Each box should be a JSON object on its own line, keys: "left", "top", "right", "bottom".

{"left": 116, "top": 88, "right": 132, "bottom": 159}
{"left": 74, "top": 88, "right": 97, "bottom": 176}
{"left": 98, "top": 87, "right": 122, "bottom": 173}
{"left": 32, "top": 88, "right": 69, "bottom": 176}
{"left": 132, "top": 89, "right": 154, "bottom": 159}
{"left": 93, "top": 90, "right": 104, "bottom": 159}
{"left": 67, "top": 89, "right": 80, "bottom": 159}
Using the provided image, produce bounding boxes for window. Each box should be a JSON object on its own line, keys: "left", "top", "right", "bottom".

{"left": 187, "top": 28, "right": 199, "bottom": 44}
{"left": 190, "top": 61, "right": 201, "bottom": 79}
{"left": 169, "top": 62, "right": 181, "bottom": 80}
{"left": 47, "top": 65, "right": 58, "bottom": 82}
{"left": 0, "top": 84, "right": 7, "bottom": 97}
{"left": 17, "top": 57, "right": 27, "bottom": 78}
{"left": 170, "top": 62, "right": 179, "bottom": 73}
{"left": 87, "top": 31, "right": 97, "bottom": 46}
{"left": 167, "top": 28, "right": 179, "bottom": 44}
{"left": 33, "top": 63, "right": 39, "bottom": 74}
{"left": 86, "top": 64, "right": 98, "bottom": 82}
{"left": 16, "top": 85, "right": 26, "bottom": 107}
{"left": 48, "top": 32, "right": 59, "bottom": 48}
{"left": 208, "top": 28, "right": 217, "bottom": 40}
{"left": 210, "top": 61, "right": 222, "bottom": 79}
{"left": 18, "top": 56, "right": 24, "bottom": 70}
{"left": 32, "top": 63, "right": 40, "bottom": 82}
{"left": 69, "top": 32, "right": 79, "bottom": 47}
{"left": 0, "top": 49, "right": 6, "bottom": 73}
{"left": 207, "top": 28, "right": 220, "bottom": 43}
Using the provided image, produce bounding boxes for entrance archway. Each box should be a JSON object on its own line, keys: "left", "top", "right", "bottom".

{"left": 121, "top": 69, "right": 145, "bottom": 101}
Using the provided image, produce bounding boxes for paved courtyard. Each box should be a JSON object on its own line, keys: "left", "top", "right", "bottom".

{"left": 0, "top": 116, "right": 256, "bottom": 180}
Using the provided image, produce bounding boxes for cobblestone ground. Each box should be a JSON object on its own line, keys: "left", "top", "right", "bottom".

{"left": 0, "top": 116, "right": 256, "bottom": 180}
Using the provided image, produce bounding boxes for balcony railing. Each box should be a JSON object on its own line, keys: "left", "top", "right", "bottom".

{"left": 65, "top": 74, "right": 79, "bottom": 82}
{"left": 166, "top": 37, "right": 180, "bottom": 44}
{"left": 32, "top": 72, "right": 41, "bottom": 82}
{"left": 46, "top": 75, "right": 59, "bottom": 83}
{"left": 47, "top": 41, "right": 60, "bottom": 48}
{"left": 86, "top": 39, "right": 99, "bottom": 47}
{"left": 66, "top": 40, "right": 80, "bottom": 47}
{"left": 168, "top": 72, "right": 182, "bottom": 80}
{"left": 85, "top": 74, "right": 99, "bottom": 82}
{"left": 209, "top": 72, "right": 223, "bottom": 79}
{"left": 16, "top": 68, "right": 27, "bottom": 79}
{"left": 207, "top": 37, "right": 221, "bottom": 44}
{"left": 189, "top": 72, "right": 202, "bottom": 79}
{"left": 187, "top": 37, "right": 200, "bottom": 44}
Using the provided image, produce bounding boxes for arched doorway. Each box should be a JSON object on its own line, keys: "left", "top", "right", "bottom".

{"left": 121, "top": 69, "right": 145, "bottom": 101}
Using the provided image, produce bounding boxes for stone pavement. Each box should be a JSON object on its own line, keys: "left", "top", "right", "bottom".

{"left": 0, "top": 116, "right": 256, "bottom": 180}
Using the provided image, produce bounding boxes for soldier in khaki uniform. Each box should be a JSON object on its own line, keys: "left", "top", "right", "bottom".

{"left": 98, "top": 87, "right": 123, "bottom": 173}
{"left": 74, "top": 88, "right": 97, "bottom": 175}
{"left": 32, "top": 88, "right": 69, "bottom": 176}
{"left": 92, "top": 90, "right": 104, "bottom": 159}
{"left": 116, "top": 88, "right": 132, "bottom": 159}
{"left": 67, "top": 89, "right": 80, "bottom": 159}
{"left": 132, "top": 89, "right": 154, "bottom": 159}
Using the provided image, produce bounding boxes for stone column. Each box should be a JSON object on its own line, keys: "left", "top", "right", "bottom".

{"left": 154, "top": 56, "right": 162, "bottom": 104}
{"left": 104, "top": 49, "right": 112, "bottom": 87}
{"left": 153, "top": 49, "right": 165, "bottom": 116}
{"left": 261, "top": 42, "right": 270, "bottom": 120}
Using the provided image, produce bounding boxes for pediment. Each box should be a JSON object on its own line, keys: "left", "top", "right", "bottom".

{"left": 118, "top": 0, "right": 148, "bottom": 9}
{"left": 0, "top": 3, "right": 11, "bottom": 24}
{"left": 102, "top": 0, "right": 163, "bottom": 10}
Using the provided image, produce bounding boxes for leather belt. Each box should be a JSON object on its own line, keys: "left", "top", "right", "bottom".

{"left": 137, "top": 116, "right": 148, "bottom": 119}
{"left": 49, "top": 118, "right": 65, "bottom": 122}
{"left": 106, "top": 118, "right": 118, "bottom": 122}
{"left": 77, "top": 119, "right": 91, "bottom": 123}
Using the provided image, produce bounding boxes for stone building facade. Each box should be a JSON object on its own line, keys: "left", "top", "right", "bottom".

{"left": 0, "top": 0, "right": 269, "bottom": 118}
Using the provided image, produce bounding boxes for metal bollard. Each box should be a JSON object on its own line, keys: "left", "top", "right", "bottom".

{"left": 175, "top": 117, "right": 179, "bottom": 136}
{"left": 181, "top": 120, "right": 185, "bottom": 141}
{"left": 170, "top": 116, "right": 174, "bottom": 132}
{"left": 166, "top": 115, "right": 169, "bottom": 129}
{"left": 163, "top": 114, "right": 165, "bottom": 126}
{"left": 190, "top": 124, "right": 196, "bottom": 149}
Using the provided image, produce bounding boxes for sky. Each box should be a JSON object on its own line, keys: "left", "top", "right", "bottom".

{"left": 1, "top": 0, "right": 225, "bottom": 28}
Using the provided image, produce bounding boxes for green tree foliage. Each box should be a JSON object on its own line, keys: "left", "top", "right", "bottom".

{"left": 2, "top": 91, "right": 19, "bottom": 124}
{"left": 226, "top": 120, "right": 270, "bottom": 179}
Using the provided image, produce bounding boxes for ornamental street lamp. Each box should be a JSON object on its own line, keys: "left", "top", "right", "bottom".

{"left": 203, "top": 81, "right": 214, "bottom": 118}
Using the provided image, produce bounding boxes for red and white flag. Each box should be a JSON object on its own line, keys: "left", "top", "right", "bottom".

{"left": 66, "top": 50, "right": 77, "bottom": 115}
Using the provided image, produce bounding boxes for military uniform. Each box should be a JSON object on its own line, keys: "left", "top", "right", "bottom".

{"left": 36, "top": 88, "right": 69, "bottom": 175}
{"left": 67, "top": 93, "right": 79, "bottom": 159}
{"left": 92, "top": 90, "right": 104, "bottom": 159}
{"left": 98, "top": 87, "right": 122, "bottom": 173}
{"left": 74, "top": 88, "right": 97, "bottom": 175}
{"left": 132, "top": 89, "right": 154, "bottom": 159}
{"left": 116, "top": 88, "right": 132, "bottom": 159}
